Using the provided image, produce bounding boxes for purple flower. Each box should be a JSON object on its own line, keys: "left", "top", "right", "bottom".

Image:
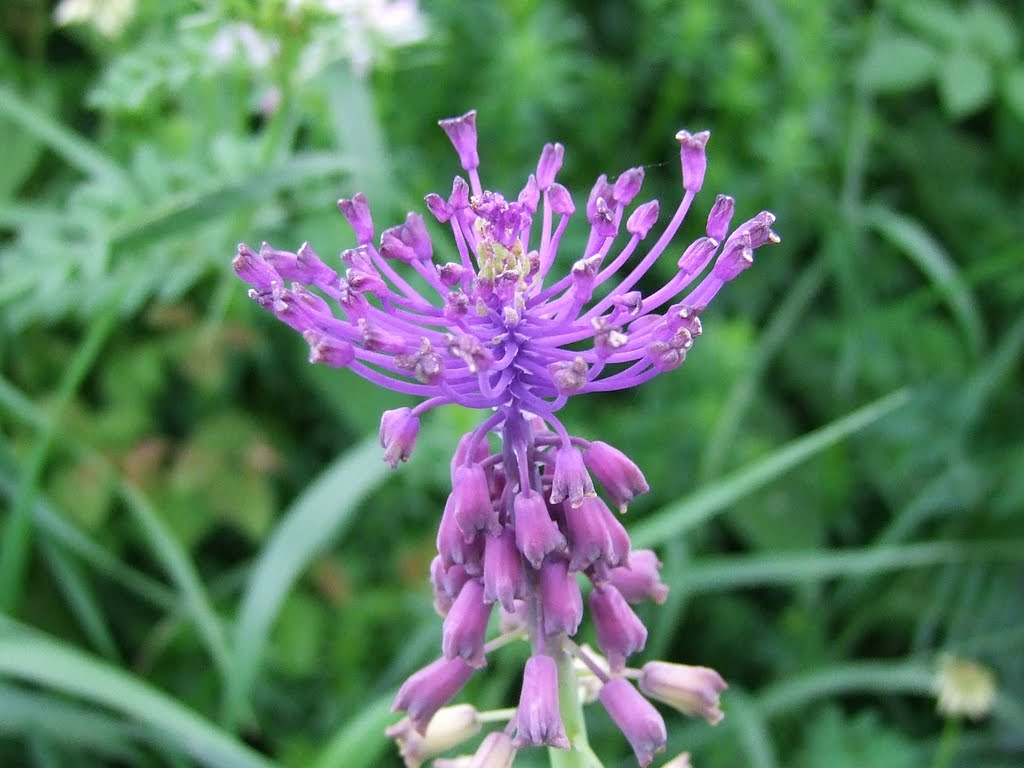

{"left": 583, "top": 441, "right": 649, "bottom": 513}
{"left": 599, "top": 677, "right": 667, "bottom": 767}
{"left": 589, "top": 584, "right": 648, "bottom": 672}
{"left": 639, "top": 661, "right": 728, "bottom": 725}
{"left": 442, "top": 578, "right": 492, "bottom": 668}
{"left": 237, "top": 110, "right": 771, "bottom": 760}
{"left": 609, "top": 549, "right": 669, "bottom": 605}
{"left": 392, "top": 656, "right": 476, "bottom": 733}
{"left": 513, "top": 654, "right": 570, "bottom": 749}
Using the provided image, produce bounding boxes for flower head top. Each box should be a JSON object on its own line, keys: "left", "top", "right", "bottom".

{"left": 235, "top": 110, "right": 777, "bottom": 442}
{"left": 234, "top": 111, "right": 774, "bottom": 766}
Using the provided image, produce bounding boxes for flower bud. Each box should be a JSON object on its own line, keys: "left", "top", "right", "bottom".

{"left": 303, "top": 331, "right": 355, "bottom": 368}
{"left": 547, "top": 183, "right": 575, "bottom": 216}
{"left": 514, "top": 490, "right": 566, "bottom": 568}
{"left": 337, "top": 193, "right": 374, "bottom": 245}
{"left": 609, "top": 549, "right": 669, "bottom": 604}
{"left": 626, "top": 200, "right": 660, "bottom": 238}
{"left": 639, "top": 661, "right": 728, "bottom": 725}
{"left": 599, "top": 678, "right": 667, "bottom": 767}
{"left": 675, "top": 129, "right": 710, "bottom": 193}
{"left": 589, "top": 584, "right": 648, "bottom": 672}
{"left": 426, "top": 192, "right": 453, "bottom": 223}
{"left": 386, "top": 704, "right": 481, "bottom": 768}
{"left": 536, "top": 142, "right": 565, "bottom": 189}
{"left": 549, "top": 447, "right": 596, "bottom": 508}
{"left": 583, "top": 441, "right": 649, "bottom": 513}
{"left": 393, "top": 656, "right": 476, "bottom": 733}
{"left": 483, "top": 526, "right": 525, "bottom": 612}
{"left": 677, "top": 236, "right": 719, "bottom": 275}
{"left": 705, "top": 194, "right": 734, "bottom": 241}
{"left": 539, "top": 557, "right": 583, "bottom": 636}
{"left": 452, "top": 464, "right": 500, "bottom": 541}
{"left": 380, "top": 407, "right": 420, "bottom": 468}
{"left": 513, "top": 654, "right": 570, "bottom": 749}
{"left": 613, "top": 167, "right": 645, "bottom": 207}
{"left": 233, "top": 243, "right": 279, "bottom": 290}
{"left": 437, "top": 494, "right": 483, "bottom": 571}
{"left": 442, "top": 578, "right": 492, "bottom": 668}
{"left": 439, "top": 111, "right": 480, "bottom": 171}
{"left": 563, "top": 496, "right": 629, "bottom": 572}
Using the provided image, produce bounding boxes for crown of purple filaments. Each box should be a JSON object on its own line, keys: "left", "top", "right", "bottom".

{"left": 234, "top": 111, "right": 777, "bottom": 443}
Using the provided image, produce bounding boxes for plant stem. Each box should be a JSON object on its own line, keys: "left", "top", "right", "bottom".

{"left": 549, "top": 638, "right": 601, "bottom": 768}
{"left": 930, "top": 717, "right": 961, "bottom": 768}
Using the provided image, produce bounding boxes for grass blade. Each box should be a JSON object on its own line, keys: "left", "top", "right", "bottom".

{"left": 0, "top": 304, "right": 119, "bottom": 613}
{"left": 225, "top": 437, "right": 390, "bottom": 726}
{"left": 632, "top": 388, "right": 911, "bottom": 548}
{"left": 0, "top": 625, "right": 276, "bottom": 768}
{"left": 0, "top": 85, "right": 127, "bottom": 184}
{"left": 681, "top": 540, "right": 1024, "bottom": 593}
{"left": 0, "top": 684, "right": 143, "bottom": 762}
{"left": 39, "top": 539, "right": 120, "bottom": 661}
{"left": 0, "top": 374, "right": 230, "bottom": 676}
{"left": 863, "top": 204, "right": 985, "bottom": 356}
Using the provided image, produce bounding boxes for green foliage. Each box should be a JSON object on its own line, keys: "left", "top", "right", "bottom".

{"left": 1, "top": 0, "right": 1023, "bottom": 767}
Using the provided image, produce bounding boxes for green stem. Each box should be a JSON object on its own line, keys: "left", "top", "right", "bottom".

{"left": 549, "top": 639, "right": 600, "bottom": 768}
{"left": 930, "top": 717, "right": 961, "bottom": 768}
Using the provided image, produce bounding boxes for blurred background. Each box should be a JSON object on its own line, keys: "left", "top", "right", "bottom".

{"left": 1, "top": 0, "right": 1022, "bottom": 766}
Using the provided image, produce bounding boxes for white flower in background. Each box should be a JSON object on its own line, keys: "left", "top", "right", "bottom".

{"left": 935, "top": 654, "right": 997, "bottom": 720}
{"left": 210, "top": 22, "right": 280, "bottom": 70}
{"left": 293, "top": 0, "right": 428, "bottom": 77}
{"left": 54, "top": 0, "right": 137, "bottom": 38}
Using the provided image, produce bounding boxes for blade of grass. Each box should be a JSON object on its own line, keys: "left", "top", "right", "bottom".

{"left": 0, "top": 375, "right": 231, "bottom": 679}
{"left": 119, "top": 483, "right": 233, "bottom": 685}
{"left": 39, "top": 539, "right": 120, "bottom": 661}
{"left": 309, "top": 694, "right": 394, "bottom": 768}
{"left": 680, "top": 540, "right": 1024, "bottom": 593}
{"left": 225, "top": 437, "right": 390, "bottom": 727}
{"left": 727, "top": 688, "right": 777, "bottom": 768}
{"left": 863, "top": 204, "right": 985, "bottom": 357}
{"left": 0, "top": 302, "right": 119, "bottom": 613}
{"left": 632, "top": 388, "right": 911, "bottom": 549}
{"left": 0, "top": 625, "right": 277, "bottom": 768}
{"left": 0, "top": 456, "right": 176, "bottom": 612}
{"left": 699, "top": 258, "right": 827, "bottom": 481}
{"left": 0, "top": 85, "right": 127, "bottom": 184}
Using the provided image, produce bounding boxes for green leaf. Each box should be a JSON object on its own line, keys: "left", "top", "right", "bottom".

{"left": 938, "top": 48, "right": 994, "bottom": 117}
{"left": 681, "top": 540, "right": 1024, "bottom": 594}
{"left": 897, "top": 2, "right": 963, "bottom": 48}
{"left": 225, "top": 437, "right": 390, "bottom": 727}
{"left": 963, "top": 3, "right": 1018, "bottom": 63}
{"left": 0, "top": 625, "right": 276, "bottom": 768}
{"left": 862, "top": 205, "right": 985, "bottom": 357}
{"left": 1002, "top": 65, "right": 1024, "bottom": 120}
{"left": 859, "top": 36, "right": 937, "bottom": 93}
{"left": 108, "top": 151, "right": 348, "bottom": 255}
{"left": 631, "top": 389, "right": 911, "bottom": 549}
{"left": 0, "top": 683, "right": 144, "bottom": 762}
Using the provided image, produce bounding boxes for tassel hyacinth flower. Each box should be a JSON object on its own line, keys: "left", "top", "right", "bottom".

{"left": 234, "top": 110, "right": 777, "bottom": 766}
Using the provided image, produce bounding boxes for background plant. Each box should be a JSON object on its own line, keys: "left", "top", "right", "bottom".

{"left": 1, "top": 1, "right": 1022, "bottom": 767}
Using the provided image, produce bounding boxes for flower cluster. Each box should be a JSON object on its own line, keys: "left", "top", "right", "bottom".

{"left": 234, "top": 111, "right": 777, "bottom": 766}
